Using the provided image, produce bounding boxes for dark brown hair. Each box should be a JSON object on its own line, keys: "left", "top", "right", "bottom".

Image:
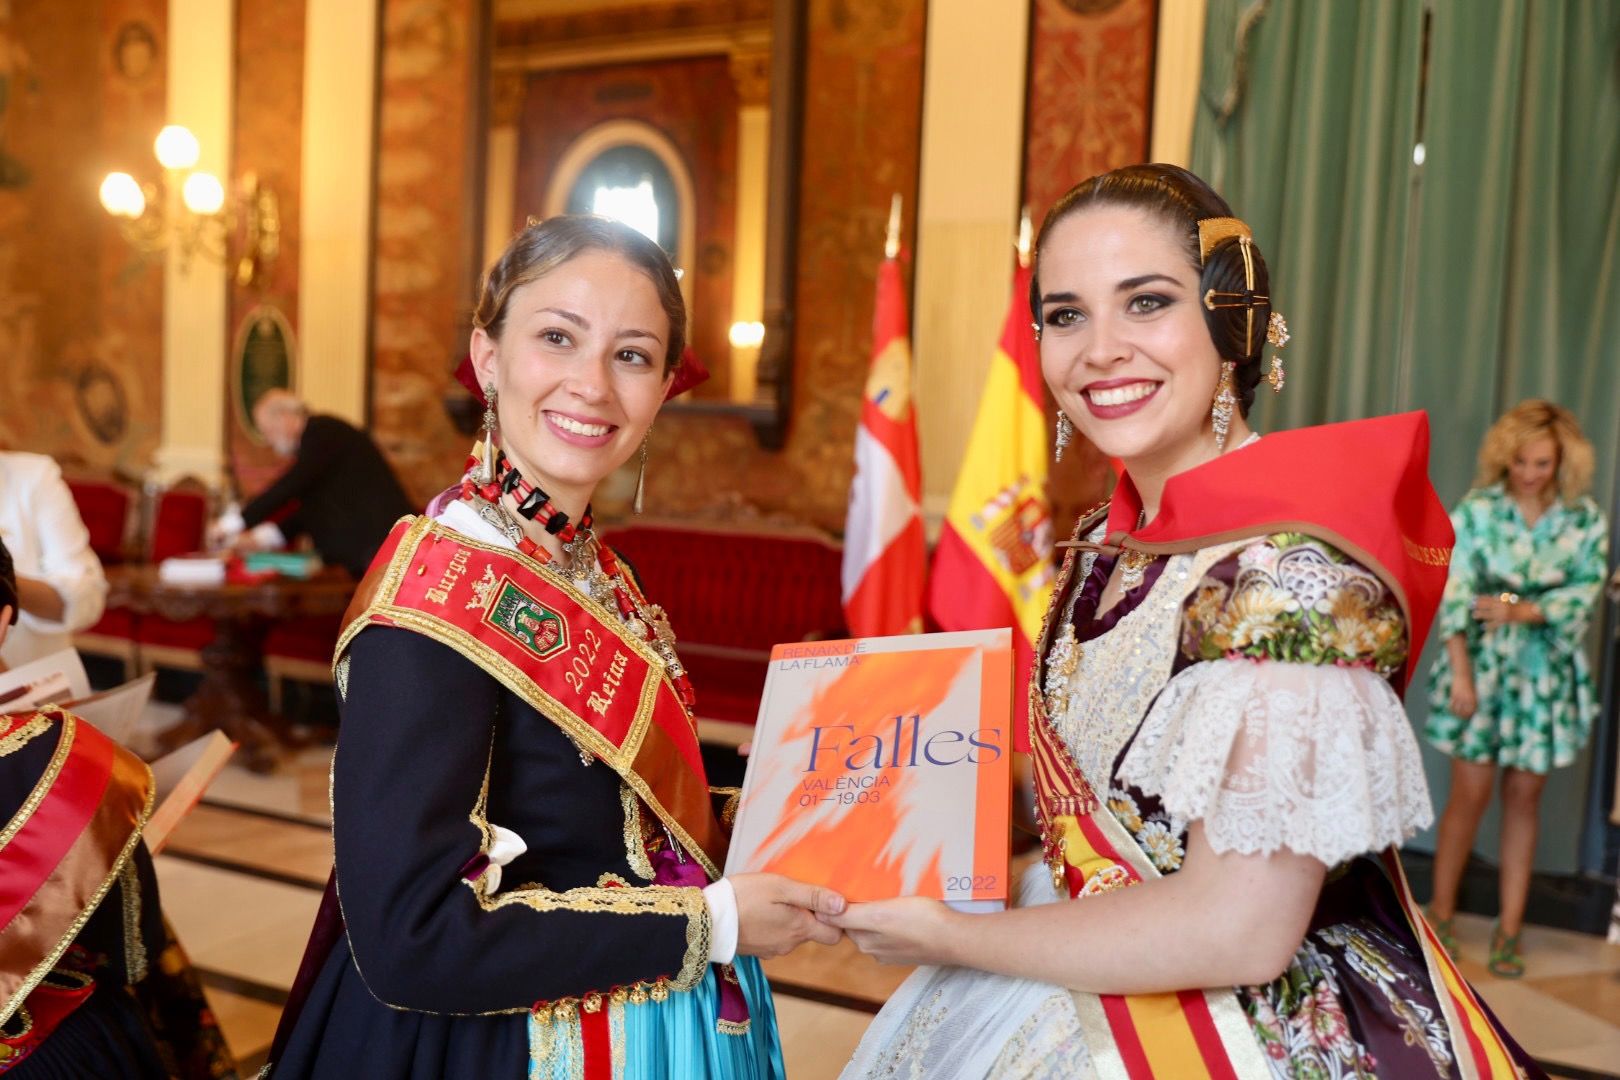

{"left": 473, "top": 215, "right": 686, "bottom": 371}
{"left": 0, "top": 537, "right": 16, "bottom": 626}
{"left": 1029, "top": 163, "right": 1272, "bottom": 415}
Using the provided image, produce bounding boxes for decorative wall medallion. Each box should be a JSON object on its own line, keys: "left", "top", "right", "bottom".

{"left": 113, "top": 22, "right": 159, "bottom": 82}
{"left": 75, "top": 363, "right": 128, "bottom": 446}
{"left": 232, "top": 305, "right": 297, "bottom": 442}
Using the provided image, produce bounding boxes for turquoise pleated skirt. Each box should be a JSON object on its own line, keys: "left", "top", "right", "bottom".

{"left": 528, "top": 957, "right": 786, "bottom": 1079}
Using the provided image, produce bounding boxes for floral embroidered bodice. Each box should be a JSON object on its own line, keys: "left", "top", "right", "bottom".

{"left": 1047, "top": 529, "right": 1429, "bottom": 874}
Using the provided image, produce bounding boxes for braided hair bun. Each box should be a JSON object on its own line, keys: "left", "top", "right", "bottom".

{"left": 1200, "top": 232, "right": 1271, "bottom": 415}
{"left": 1030, "top": 163, "right": 1273, "bottom": 416}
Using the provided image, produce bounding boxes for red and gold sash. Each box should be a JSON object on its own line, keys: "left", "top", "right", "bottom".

{"left": 0, "top": 708, "right": 154, "bottom": 1028}
{"left": 337, "top": 516, "right": 727, "bottom": 879}
{"left": 1026, "top": 509, "right": 1524, "bottom": 1078}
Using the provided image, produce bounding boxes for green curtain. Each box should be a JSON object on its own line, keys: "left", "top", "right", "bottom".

{"left": 1191, "top": 0, "right": 1426, "bottom": 431}
{"left": 1193, "top": 0, "right": 1620, "bottom": 876}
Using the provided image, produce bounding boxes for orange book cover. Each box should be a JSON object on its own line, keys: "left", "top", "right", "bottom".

{"left": 724, "top": 628, "right": 1013, "bottom": 910}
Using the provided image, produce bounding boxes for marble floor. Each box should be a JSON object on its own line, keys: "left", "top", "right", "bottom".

{"left": 139, "top": 704, "right": 1620, "bottom": 1078}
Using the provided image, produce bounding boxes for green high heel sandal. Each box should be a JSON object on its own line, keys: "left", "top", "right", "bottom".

{"left": 1427, "top": 910, "right": 1459, "bottom": 960}
{"left": 1488, "top": 922, "right": 1525, "bottom": 978}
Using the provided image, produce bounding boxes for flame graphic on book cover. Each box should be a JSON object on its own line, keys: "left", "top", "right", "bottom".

{"left": 726, "top": 631, "right": 1012, "bottom": 904}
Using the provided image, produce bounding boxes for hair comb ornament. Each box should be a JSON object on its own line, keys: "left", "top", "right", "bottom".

{"left": 1200, "top": 223, "right": 1265, "bottom": 356}
{"left": 1197, "top": 216, "right": 1253, "bottom": 265}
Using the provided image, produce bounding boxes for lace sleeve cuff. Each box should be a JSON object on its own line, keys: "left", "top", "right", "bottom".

{"left": 1117, "top": 659, "right": 1433, "bottom": 867}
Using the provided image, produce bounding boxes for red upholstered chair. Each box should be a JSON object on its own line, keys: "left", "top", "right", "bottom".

{"left": 64, "top": 477, "right": 134, "bottom": 565}
{"left": 601, "top": 520, "right": 846, "bottom": 745}
{"left": 263, "top": 614, "right": 342, "bottom": 714}
{"left": 136, "top": 484, "right": 215, "bottom": 674}
{"left": 66, "top": 476, "right": 139, "bottom": 678}
{"left": 148, "top": 486, "right": 210, "bottom": 563}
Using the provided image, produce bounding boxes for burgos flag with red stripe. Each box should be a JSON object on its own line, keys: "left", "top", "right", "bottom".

{"left": 927, "top": 265, "right": 1054, "bottom": 749}
{"left": 842, "top": 256, "right": 926, "bottom": 637}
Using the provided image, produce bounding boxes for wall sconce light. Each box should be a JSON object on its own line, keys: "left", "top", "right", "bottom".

{"left": 100, "top": 124, "right": 280, "bottom": 288}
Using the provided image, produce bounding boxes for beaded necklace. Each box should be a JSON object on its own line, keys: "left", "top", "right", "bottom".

{"left": 460, "top": 450, "right": 589, "bottom": 543}
{"left": 460, "top": 467, "right": 699, "bottom": 715}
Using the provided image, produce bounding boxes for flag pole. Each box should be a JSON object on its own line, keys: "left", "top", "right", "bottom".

{"left": 1016, "top": 204, "right": 1032, "bottom": 270}
{"left": 885, "top": 193, "right": 902, "bottom": 260}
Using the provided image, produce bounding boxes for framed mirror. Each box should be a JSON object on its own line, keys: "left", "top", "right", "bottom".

{"left": 486, "top": 0, "right": 802, "bottom": 448}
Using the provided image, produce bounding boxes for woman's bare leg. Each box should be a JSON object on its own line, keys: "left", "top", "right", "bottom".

{"left": 1429, "top": 758, "right": 1497, "bottom": 920}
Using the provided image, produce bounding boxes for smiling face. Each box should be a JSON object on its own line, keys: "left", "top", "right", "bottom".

{"left": 1507, "top": 434, "right": 1559, "bottom": 502}
{"left": 469, "top": 247, "right": 673, "bottom": 512}
{"left": 1037, "top": 205, "right": 1227, "bottom": 476}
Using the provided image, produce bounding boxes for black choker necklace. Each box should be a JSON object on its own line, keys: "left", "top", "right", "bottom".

{"left": 461, "top": 450, "right": 592, "bottom": 543}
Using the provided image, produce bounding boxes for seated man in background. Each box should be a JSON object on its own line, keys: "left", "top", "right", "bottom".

{"left": 0, "top": 449, "right": 108, "bottom": 668}
{"left": 0, "top": 539, "right": 237, "bottom": 1077}
{"left": 217, "top": 390, "right": 413, "bottom": 578}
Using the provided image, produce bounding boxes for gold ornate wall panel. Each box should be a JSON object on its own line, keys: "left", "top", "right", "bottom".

{"left": 0, "top": 0, "right": 167, "bottom": 471}
{"left": 227, "top": 0, "right": 305, "bottom": 500}
{"left": 369, "top": 0, "right": 485, "bottom": 508}
{"left": 1023, "top": 0, "right": 1158, "bottom": 535}
{"left": 1023, "top": 0, "right": 1156, "bottom": 222}
{"left": 642, "top": 0, "right": 928, "bottom": 532}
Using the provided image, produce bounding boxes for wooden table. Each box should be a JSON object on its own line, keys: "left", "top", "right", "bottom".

{"left": 107, "top": 564, "right": 355, "bottom": 772}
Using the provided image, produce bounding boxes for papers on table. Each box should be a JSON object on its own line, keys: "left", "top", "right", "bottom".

{"left": 158, "top": 553, "right": 229, "bottom": 585}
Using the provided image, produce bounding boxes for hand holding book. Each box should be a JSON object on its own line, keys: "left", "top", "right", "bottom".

{"left": 820, "top": 895, "right": 960, "bottom": 967}
{"left": 731, "top": 873, "right": 847, "bottom": 958}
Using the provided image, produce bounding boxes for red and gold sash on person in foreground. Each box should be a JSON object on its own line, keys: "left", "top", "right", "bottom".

{"left": 0, "top": 708, "right": 154, "bottom": 1050}
{"left": 337, "top": 515, "right": 727, "bottom": 879}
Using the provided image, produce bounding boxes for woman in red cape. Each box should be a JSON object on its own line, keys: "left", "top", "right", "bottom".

{"left": 831, "top": 165, "right": 1541, "bottom": 1079}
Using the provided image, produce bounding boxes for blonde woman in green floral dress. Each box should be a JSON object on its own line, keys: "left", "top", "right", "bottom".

{"left": 1426, "top": 399, "right": 1610, "bottom": 978}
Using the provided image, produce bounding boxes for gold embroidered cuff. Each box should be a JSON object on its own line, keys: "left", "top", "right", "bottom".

{"left": 671, "top": 887, "right": 711, "bottom": 992}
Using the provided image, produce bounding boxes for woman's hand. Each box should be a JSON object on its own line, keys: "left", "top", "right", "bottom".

{"left": 731, "top": 873, "right": 846, "bottom": 958}
{"left": 1471, "top": 594, "right": 1516, "bottom": 630}
{"left": 1449, "top": 672, "right": 1478, "bottom": 719}
{"left": 821, "top": 896, "right": 961, "bottom": 967}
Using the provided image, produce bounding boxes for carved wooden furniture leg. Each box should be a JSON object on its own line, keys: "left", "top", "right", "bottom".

{"left": 158, "top": 615, "right": 282, "bottom": 773}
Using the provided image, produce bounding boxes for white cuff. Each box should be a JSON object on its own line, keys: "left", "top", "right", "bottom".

{"left": 702, "top": 878, "right": 738, "bottom": 964}
{"left": 248, "top": 522, "right": 286, "bottom": 549}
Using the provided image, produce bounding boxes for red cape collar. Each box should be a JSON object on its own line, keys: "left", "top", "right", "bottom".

{"left": 1101, "top": 412, "right": 1455, "bottom": 685}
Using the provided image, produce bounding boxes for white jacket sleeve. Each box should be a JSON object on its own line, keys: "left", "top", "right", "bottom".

{"left": 18, "top": 460, "right": 108, "bottom": 635}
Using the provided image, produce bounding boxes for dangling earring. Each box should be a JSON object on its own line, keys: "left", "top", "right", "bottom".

{"left": 633, "top": 432, "right": 650, "bottom": 514}
{"left": 1211, "top": 361, "right": 1237, "bottom": 452}
{"left": 1266, "top": 311, "right": 1290, "bottom": 393}
{"left": 480, "top": 382, "right": 499, "bottom": 483}
{"left": 1054, "top": 411, "right": 1073, "bottom": 462}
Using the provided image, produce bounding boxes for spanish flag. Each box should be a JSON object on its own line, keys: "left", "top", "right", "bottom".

{"left": 927, "top": 264, "right": 1053, "bottom": 749}
{"left": 841, "top": 245, "right": 926, "bottom": 637}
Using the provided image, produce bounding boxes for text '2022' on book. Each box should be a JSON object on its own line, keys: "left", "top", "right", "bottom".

{"left": 724, "top": 628, "right": 1013, "bottom": 912}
